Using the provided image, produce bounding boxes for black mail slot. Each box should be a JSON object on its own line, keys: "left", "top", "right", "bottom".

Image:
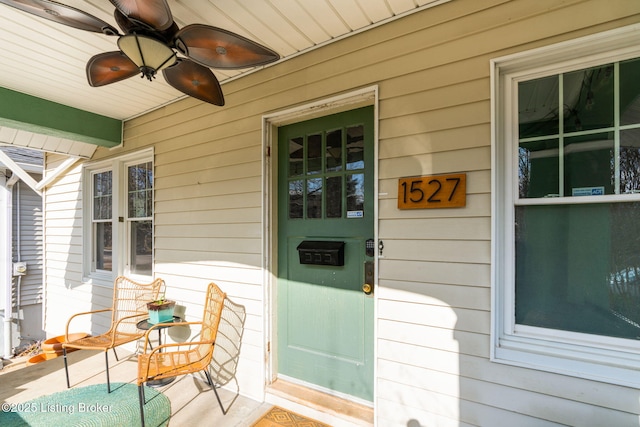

{"left": 297, "top": 240, "right": 345, "bottom": 266}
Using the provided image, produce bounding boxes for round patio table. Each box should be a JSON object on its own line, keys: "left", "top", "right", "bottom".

{"left": 136, "top": 316, "right": 181, "bottom": 387}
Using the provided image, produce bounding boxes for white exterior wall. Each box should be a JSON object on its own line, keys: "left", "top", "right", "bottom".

{"left": 12, "top": 177, "right": 44, "bottom": 342}
{"left": 42, "top": 0, "right": 640, "bottom": 425}
{"left": 44, "top": 154, "right": 115, "bottom": 337}
{"left": 1, "top": 167, "right": 44, "bottom": 354}
{"left": 13, "top": 178, "right": 44, "bottom": 307}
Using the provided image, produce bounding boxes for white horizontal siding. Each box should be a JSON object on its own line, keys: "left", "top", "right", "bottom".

{"left": 13, "top": 177, "right": 43, "bottom": 307}
{"left": 379, "top": 282, "right": 490, "bottom": 313}
{"left": 46, "top": 282, "right": 114, "bottom": 335}
{"left": 380, "top": 259, "right": 490, "bottom": 288}
{"left": 376, "top": 380, "right": 564, "bottom": 427}
{"left": 371, "top": 0, "right": 640, "bottom": 425}
{"left": 378, "top": 319, "right": 489, "bottom": 359}
{"left": 43, "top": 155, "right": 88, "bottom": 335}
{"left": 40, "top": 0, "right": 640, "bottom": 424}
{"left": 379, "top": 300, "right": 489, "bottom": 335}
{"left": 104, "top": 62, "right": 276, "bottom": 399}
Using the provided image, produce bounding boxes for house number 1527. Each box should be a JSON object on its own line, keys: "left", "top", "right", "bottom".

{"left": 397, "top": 173, "right": 466, "bottom": 209}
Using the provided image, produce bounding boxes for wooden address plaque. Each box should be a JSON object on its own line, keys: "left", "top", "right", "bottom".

{"left": 398, "top": 173, "right": 466, "bottom": 209}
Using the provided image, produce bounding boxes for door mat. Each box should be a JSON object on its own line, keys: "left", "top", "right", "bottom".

{"left": 251, "top": 406, "right": 331, "bottom": 427}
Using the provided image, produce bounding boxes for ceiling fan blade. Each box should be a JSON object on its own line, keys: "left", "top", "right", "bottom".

{"left": 0, "top": 0, "right": 119, "bottom": 35}
{"left": 109, "top": 0, "right": 173, "bottom": 31}
{"left": 163, "top": 58, "right": 225, "bottom": 106}
{"left": 174, "top": 24, "right": 280, "bottom": 70}
{"left": 86, "top": 51, "right": 140, "bottom": 87}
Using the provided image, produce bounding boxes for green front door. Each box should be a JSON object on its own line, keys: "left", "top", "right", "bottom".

{"left": 277, "top": 106, "right": 374, "bottom": 401}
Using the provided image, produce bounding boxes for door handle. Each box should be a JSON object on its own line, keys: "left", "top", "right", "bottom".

{"left": 363, "top": 261, "right": 374, "bottom": 295}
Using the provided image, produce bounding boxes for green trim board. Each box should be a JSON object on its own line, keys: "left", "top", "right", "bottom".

{"left": 0, "top": 87, "right": 122, "bottom": 147}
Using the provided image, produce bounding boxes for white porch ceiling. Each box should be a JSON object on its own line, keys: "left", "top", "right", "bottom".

{"left": 0, "top": 0, "right": 447, "bottom": 121}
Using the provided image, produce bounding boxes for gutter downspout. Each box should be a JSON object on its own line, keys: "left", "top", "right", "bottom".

{"left": 15, "top": 182, "right": 21, "bottom": 335}
{"left": 2, "top": 172, "right": 18, "bottom": 359}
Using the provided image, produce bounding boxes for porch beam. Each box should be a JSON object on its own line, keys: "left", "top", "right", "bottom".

{"left": 0, "top": 87, "right": 122, "bottom": 148}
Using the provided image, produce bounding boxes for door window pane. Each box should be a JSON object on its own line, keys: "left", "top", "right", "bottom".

{"left": 326, "top": 176, "right": 342, "bottom": 218}
{"left": 326, "top": 129, "right": 342, "bottom": 172}
{"left": 307, "top": 178, "right": 322, "bottom": 218}
{"left": 289, "top": 180, "right": 303, "bottom": 219}
{"left": 347, "top": 173, "right": 364, "bottom": 214}
{"left": 285, "top": 118, "right": 367, "bottom": 220}
{"left": 289, "top": 136, "right": 304, "bottom": 177}
{"left": 346, "top": 125, "right": 365, "bottom": 170}
{"left": 307, "top": 134, "right": 322, "bottom": 175}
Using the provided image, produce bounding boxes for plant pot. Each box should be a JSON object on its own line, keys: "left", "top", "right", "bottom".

{"left": 147, "top": 300, "right": 176, "bottom": 324}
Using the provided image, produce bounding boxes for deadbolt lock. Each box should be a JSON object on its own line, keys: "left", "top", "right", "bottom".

{"left": 362, "top": 283, "right": 372, "bottom": 295}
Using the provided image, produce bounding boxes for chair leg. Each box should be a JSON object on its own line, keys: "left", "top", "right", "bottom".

{"left": 204, "top": 370, "right": 226, "bottom": 415}
{"left": 105, "top": 351, "right": 111, "bottom": 393}
{"left": 63, "top": 348, "right": 70, "bottom": 388}
{"left": 138, "top": 385, "right": 146, "bottom": 427}
{"left": 112, "top": 347, "right": 119, "bottom": 361}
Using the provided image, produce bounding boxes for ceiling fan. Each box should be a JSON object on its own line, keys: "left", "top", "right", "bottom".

{"left": 0, "top": 0, "right": 281, "bottom": 106}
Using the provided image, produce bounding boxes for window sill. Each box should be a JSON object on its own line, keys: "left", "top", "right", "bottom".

{"left": 493, "top": 334, "right": 640, "bottom": 388}
{"left": 82, "top": 273, "right": 114, "bottom": 288}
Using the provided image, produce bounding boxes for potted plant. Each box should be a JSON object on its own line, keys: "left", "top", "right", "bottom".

{"left": 147, "top": 297, "right": 176, "bottom": 324}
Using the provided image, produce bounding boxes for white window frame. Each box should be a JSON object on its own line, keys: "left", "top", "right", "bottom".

{"left": 123, "top": 158, "right": 154, "bottom": 277}
{"left": 83, "top": 148, "right": 154, "bottom": 284}
{"left": 90, "top": 167, "right": 113, "bottom": 275}
{"left": 491, "top": 24, "right": 640, "bottom": 387}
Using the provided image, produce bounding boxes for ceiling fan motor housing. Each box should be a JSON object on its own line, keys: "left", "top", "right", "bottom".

{"left": 117, "top": 33, "right": 177, "bottom": 80}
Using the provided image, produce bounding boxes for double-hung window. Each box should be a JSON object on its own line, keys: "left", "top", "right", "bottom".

{"left": 92, "top": 169, "right": 113, "bottom": 272}
{"left": 492, "top": 25, "right": 640, "bottom": 386}
{"left": 85, "top": 150, "right": 153, "bottom": 281}
{"left": 126, "top": 160, "right": 153, "bottom": 276}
